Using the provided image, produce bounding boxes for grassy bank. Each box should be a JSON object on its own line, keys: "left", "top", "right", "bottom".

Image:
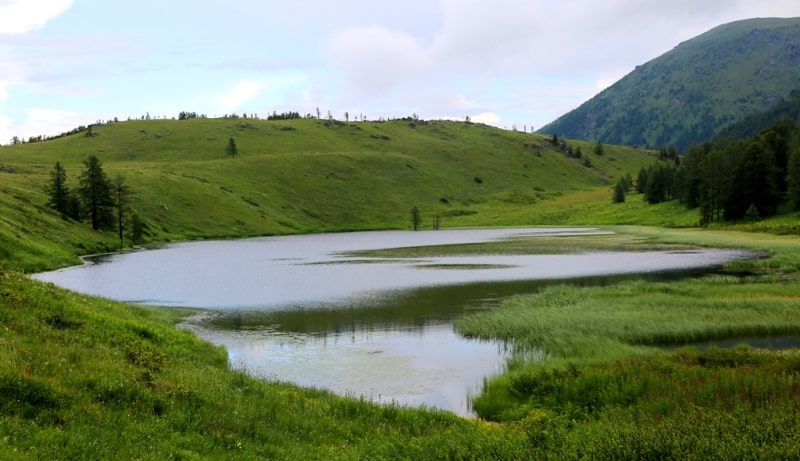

{"left": 455, "top": 227, "right": 800, "bottom": 458}
{"left": 0, "top": 268, "right": 532, "bottom": 459}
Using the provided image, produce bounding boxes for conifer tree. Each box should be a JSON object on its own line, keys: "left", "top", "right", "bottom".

{"left": 78, "top": 155, "right": 114, "bottom": 230}
{"left": 226, "top": 137, "right": 238, "bottom": 158}
{"left": 46, "top": 161, "right": 71, "bottom": 216}
{"left": 787, "top": 143, "right": 800, "bottom": 209}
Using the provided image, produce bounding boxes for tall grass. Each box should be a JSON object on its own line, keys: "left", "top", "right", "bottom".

{"left": 449, "top": 226, "right": 800, "bottom": 458}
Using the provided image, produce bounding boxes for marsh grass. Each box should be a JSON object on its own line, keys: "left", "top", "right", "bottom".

{"left": 344, "top": 229, "right": 692, "bottom": 259}
{"left": 451, "top": 226, "right": 800, "bottom": 458}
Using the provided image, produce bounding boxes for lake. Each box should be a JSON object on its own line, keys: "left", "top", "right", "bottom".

{"left": 33, "top": 227, "right": 754, "bottom": 416}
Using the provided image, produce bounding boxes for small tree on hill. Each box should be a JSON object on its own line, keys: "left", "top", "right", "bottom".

{"left": 594, "top": 140, "right": 604, "bottom": 156}
{"left": 78, "top": 155, "right": 114, "bottom": 230}
{"left": 46, "top": 161, "right": 72, "bottom": 217}
{"left": 613, "top": 179, "right": 626, "bottom": 203}
{"left": 130, "top": 212, "right": 145, "bottom": 244}
{"left": 411, "top": 206, "right": 421, "bottom": 230}
{"left": 226, "top": 137, "right": 238, "bottom": 158}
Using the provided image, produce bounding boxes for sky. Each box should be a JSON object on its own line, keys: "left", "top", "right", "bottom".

{"left": 2, "top": 0, "right": 800, "bottom": 143}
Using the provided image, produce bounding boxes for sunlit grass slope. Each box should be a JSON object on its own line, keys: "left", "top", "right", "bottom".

{"left": 0, "top": 117, "right": 655, "bottom": 272}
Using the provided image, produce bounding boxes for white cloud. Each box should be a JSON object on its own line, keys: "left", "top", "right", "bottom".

{"left": 326, "top": 26, "right": 428, "bottom": 96}
{"left": 470, "top": 112, "right": 501, "bottom": 125}
{"left": 0, "top": 114, "right": 12, "bottom": 143}
{"left": 319, "top": 0, "right": 800, "bottom": 130}
{"left": 595, "top": 70, "right": 629, "bottom": 92}
{"left": 3, "top": 108, "right": 104, "bottom": 143}
{"left": 0, "top": 0, "right": 74, "bottom": 34}
{"left": 4, "top": 0, "right": 800, "bottom": 139}
{"left": 0, "top": 48, "right": 27, "bottom": 99}
{"left": 217, "top": 81, "right": 264, "bottom": 114}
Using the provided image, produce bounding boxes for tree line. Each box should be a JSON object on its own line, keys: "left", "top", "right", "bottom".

{"left": 46, "top": 156, "right": 144, "bottom": 248}
{"left": 628, "top": 117, "right": 800, "bottom": 224}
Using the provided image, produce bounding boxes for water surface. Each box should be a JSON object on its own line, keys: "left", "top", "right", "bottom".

{"left": 34, "top": 227, "right": 753, "bottom": 415}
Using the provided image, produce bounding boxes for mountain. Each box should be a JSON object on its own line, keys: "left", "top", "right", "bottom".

{"left": 714, "top": 88, "right": 800, "bottom": 141}
{"left": 538, "top": 17, "right": 800, "bottom": 151}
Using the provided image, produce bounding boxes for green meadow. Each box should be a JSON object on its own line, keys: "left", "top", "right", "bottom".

{"left": 1, "top": 118, "right": 800, "bottom": 458}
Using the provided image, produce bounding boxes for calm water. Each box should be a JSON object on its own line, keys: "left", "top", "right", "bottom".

{"left": 33, "top": 227, "right": 753, "bottom": 415}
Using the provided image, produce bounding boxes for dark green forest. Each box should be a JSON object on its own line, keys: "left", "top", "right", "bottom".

{"left": 634, "top": 116, "right": 800, "bottom": 224}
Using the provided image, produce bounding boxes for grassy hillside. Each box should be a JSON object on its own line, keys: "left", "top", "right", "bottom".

{"left": 2, "top": 117, "right": 800, "bottom": 458}
{"left": 539, "top": 17, "right": 800, "bottom": 151}
{"left": 0, "top": 117, "right": 656, "bottom": 272}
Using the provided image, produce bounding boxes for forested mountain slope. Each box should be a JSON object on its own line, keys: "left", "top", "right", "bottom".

{"left": 715, "top": 88, "right": 800, "bottom": 141}
{"left": 539, "top": 17, "right": 800, "bottom": 151}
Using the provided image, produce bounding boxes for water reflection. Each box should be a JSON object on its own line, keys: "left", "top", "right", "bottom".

{"left": 33, "top": 228, "right": 755, "bottom": 416}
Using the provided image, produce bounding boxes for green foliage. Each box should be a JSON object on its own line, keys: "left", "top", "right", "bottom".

{"left": 787, "top": 138, "right": 800, "bottom": 209}
{"left": 637, "top": 162, "right": 676, "bottom": 204}
{"left": 669, "top": 118, "right": 797, "bottom": 223}
{"left": 612, "top": 179, "right": 626, "bottom": 203}
{"left": 45, "top": 162, "right": 71, "bottom": 217}
{"left": 78, "top": 155, "right": 114, "bottom": 230}
{"left": 593, "top": 140, "right": 604, "bottom": 156}
{"left": 410, "top": 205, "right": 421, "bottom": 230}
{"left": 225, "top": 136, "right": 238, "bottom": 158}
{"left": 716, "top": 88, "right": 800, "bottom": 141}
{"left": 540, "top": 18, "right": 800, "bottom": 150}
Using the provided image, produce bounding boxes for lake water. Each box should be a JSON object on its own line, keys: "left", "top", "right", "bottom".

{"left": 33, "top": 227, "right": 753, "bottom": 416}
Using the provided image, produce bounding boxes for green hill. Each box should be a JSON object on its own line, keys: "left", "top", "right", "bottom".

{"left": 0, "top": 117, "right": 656, "bottom": 272}
{"left": 539, "top": 17, "right": 800, "bottom": 151}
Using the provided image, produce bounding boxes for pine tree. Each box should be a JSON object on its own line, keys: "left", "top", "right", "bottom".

{"left": 612, "top": 179, "right": 626, "bottom": 203}
{"left": 786, "top": 142, "right": 800, "bottom": 209}
{"left": 226, "top": 137, "right": 238, "bottom": 158}
{"left": 46, "top": 161, "right": 71, "bottom": 216}
{"left": 78, "top": 155, "right": 114, "bottom": 230}
{"left": 594, "top": 140, "right": 604, "bottom": 156}
{"left": 411, "top": 206, "right": 421, "bottom": 230}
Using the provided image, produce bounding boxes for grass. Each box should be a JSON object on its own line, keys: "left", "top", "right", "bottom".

{"left": 2, "top": 117, "right": 800, "bottom": 458}
{"left": 450, "top": 226, "right": 800, "bottom": 458}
